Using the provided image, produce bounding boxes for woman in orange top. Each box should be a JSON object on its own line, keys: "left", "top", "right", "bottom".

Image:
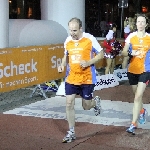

{"left": 122, "top": 13, "right": 150, "bottom": 134}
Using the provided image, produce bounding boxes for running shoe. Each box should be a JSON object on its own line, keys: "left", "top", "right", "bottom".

{"left": 126, "top": 124, "right": 137, "bottom": 135}
{"left": 93, "top": 96, "right": 101, "bottom": 116}
{"left": 62, "top": 131, "right": 76, "bottom": 143}
{"left": 138, "top": 108, "right": 147, "bottom": 124}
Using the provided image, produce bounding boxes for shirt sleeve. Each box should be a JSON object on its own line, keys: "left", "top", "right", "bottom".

{"left": 64, "top": 37, "right": 69, "bottom": 55}
{"left": 125, "top": 32, "right": 136, "bottom": 44}
{"left": 91, "top": 36, "right": 103, "bottom": 54}
{"left": 106, "top": 34, "right": 113, "bottom": 40}
{"left": 125, "top": 34, "right": 131, "bottom": 44}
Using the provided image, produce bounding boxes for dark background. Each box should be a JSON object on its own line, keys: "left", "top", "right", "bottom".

{"left": 9, "top": 0, "right": 150, "bottom": 37}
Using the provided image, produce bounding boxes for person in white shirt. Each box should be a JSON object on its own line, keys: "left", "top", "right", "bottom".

{"left": 100, "top": 17, "right": 108, "bottom": 37}
{"left": 122, "top": 17, "right": 136, "bottom": 69}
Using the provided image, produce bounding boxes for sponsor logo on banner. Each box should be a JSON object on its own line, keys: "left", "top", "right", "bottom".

{"left": 113, "top": 68, "right": 128, "bottom": 81}
{"left": 51, "top": 56, "right": 62, "bottom": 68}
{"left": 0, "top": 59, "right": 37, "bottom": 79}
{"left": 94, "top": 74, "right": 119, "bottom": 91}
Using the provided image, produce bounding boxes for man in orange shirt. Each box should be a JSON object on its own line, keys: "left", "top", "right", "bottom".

{"left": 58, "top": 17, "right": 104, "bottom": 143}
{"left": 122, "top": 14, "right": 150, "bottom": 134}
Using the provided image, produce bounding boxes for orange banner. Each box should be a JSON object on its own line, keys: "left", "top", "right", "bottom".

{"left": 0, "top": 44, "right": 65, "bottom": 92}
{"left": 0, "top": 39, "right": 124, "bottom": 93}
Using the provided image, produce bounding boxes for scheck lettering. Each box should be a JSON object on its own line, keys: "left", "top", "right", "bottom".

{"left": 0, "top": 59, "right": 37, "bottom": 79}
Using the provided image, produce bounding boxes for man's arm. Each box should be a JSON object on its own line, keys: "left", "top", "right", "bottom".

{"left": 88, "top": 50, "right": 104, "bottom": 65}
{"left": 61, "top": 54, "right": 67, "bottom": 66}
{"left": 80, "top": 50, "right": 104, "bottom": 68}
{"left": 58, "top": 54, "right": 67, "bottom": 72}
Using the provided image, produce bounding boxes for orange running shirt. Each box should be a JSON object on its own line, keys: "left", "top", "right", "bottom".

{"left": 125, "top": 32, "right": 150, "bottom": 74}
{"left": 64, "top": 32, "right": 103, "bottom": 85}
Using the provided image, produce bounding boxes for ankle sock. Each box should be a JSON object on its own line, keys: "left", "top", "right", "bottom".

{"left": 69, "top": 127, "right": 75, "bottom": 133}
{"left": 140, "top": 108, "right": 145, "bottom": 114}
{"left": 131, "top": 122, "right": 137, "bottom": 127}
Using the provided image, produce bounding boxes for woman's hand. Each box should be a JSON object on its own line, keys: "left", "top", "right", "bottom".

{"left": 131, "top": 50, "right": 141, "bottom": 56}
{"left": 112, "top": 47, "right": 115, "bottom": 51}
{"left": 131, "top": 49, "right": 145, "bottom": 58}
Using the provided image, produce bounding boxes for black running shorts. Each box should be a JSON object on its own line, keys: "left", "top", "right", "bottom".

{"left": 127, "top": 72, "right": 150, "bottom": 85}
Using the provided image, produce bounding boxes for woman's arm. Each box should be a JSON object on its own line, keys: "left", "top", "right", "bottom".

{"left": 122, "top": 43, "right": 130, "bottom": 57}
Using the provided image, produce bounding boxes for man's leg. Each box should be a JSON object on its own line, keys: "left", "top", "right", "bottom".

{"left": 81, "top": 84, "right": 101, "bottom": 116}
{"left": 62, "top": 94, "right": 76, "bottom": 143}
{"left": 66, "top": 94, "right": 76, "bottom": 129}
{"left": 82, "top": 98, "right": 96, "bottom": 110}
{"left": 82, "top": 96, "right": 101, "bottom": 116}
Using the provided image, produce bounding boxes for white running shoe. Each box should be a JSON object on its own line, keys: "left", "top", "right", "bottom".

{"left": 93, "top": 96, "right": 101, "bottom": 116}
{"left": 62, "top": 131, "right": 76, "bottom": 143}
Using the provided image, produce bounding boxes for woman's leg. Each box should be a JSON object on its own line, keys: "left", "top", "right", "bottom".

{"left": 105, "top": 58, "right": 113, "bottom": 74}
{"left": 131, "top": 85, "right": 137, "bottom": 94}
{"left": 110, "top": 58, "right": 115, "bottom": 74}
{"left": 132, "top": 82, "right": 146, "bottom": 124}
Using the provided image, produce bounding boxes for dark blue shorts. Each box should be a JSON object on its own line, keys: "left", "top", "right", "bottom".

{"left": 127, "top": 72, "right": 150, "bottom": 85}
{"left": 65, "top": 82, "right": 95, "bottom": 100}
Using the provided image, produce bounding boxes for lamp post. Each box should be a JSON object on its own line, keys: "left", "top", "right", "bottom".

{"left": 118, "top": 0, "right": 128, "bottom": 38}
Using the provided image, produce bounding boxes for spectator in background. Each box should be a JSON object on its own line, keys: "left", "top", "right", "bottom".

{"left": 94, "top": 20, "right": 101, "bottom": 36}
{"left": 124, "top": 17, "right": 131, "bottom": 39}
{"left": 85, "top": 21, "right": 90, "bottom": 33}
{"left": 100, "top": 17, "right": 108, "bottom": 37}
{"left": 122, "top": 16, "right": 137, "bottom": 69}
{"left": 122, "top": 17, "right": 132, "bottom": 69}
{"left": 103, "top": 23, "right": 118, "bottom": 74}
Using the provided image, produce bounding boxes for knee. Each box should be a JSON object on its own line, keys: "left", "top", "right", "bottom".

{"left": 66, "top": 101, "right": 74, "bottom": 110}
{"left": 106, "top": 63, "right": 112, "bottom": 69}
{"left": 105, "top": 66, "right": 110, "bottom": 71}
{"left": 106, "top": 64, "right": 110, "bottom": 68}
{"left": 134, "top": 94, "right": 142, "bottom": 102}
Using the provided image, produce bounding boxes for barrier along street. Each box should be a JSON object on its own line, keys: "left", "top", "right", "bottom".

{"left": 0, "top": 40, "right": 125, "bottom": 93}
